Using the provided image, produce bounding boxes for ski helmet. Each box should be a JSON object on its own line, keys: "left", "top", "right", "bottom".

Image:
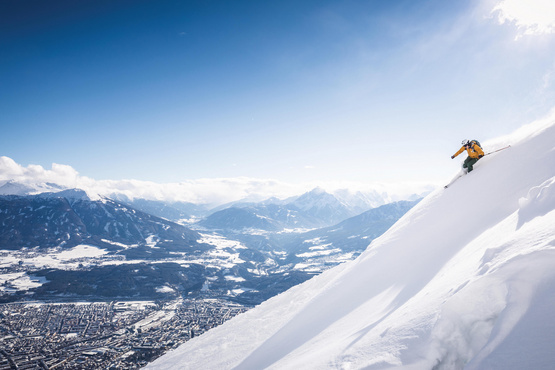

{"left": 461, "top": 139, "right": 470, "bottom": 146}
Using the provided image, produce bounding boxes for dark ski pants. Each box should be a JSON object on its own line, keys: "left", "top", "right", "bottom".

{"left": 463, "top": 157, "right": 479, "bottom": 172}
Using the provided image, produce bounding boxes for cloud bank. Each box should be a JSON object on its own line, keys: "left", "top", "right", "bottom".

{"left": 0, "top": 156, "right": 434, "bottom": 207}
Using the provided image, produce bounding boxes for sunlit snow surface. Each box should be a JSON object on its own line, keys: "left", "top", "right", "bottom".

{"left": 148, "top": 113, "right": 555, "bottom": 369}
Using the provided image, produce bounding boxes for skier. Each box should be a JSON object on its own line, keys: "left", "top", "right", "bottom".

{"left": 451, "top": 139, "right": 484, "bottom": 173}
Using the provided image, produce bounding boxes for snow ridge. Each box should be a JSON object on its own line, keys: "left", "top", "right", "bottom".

{"left": 148, "top": 114, "right": 555, "bottom": 370}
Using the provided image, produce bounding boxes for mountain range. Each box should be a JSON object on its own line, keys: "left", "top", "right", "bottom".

{"left": 199, "top": 187, "right": 424, "bottom": 232}
{"left": 0, "top": 182, "right": 421, "bottom": 305}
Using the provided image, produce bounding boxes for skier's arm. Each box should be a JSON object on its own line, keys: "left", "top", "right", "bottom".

{"left": 451, "top": 146, "right": 465, "bottom": 159}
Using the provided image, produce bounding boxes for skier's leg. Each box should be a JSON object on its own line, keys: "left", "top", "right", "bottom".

{"left": 466, "top": 158, "right": 478, "bottom": 172}
{"left": 462, "top": 157, "right": 470, "bottom": 172}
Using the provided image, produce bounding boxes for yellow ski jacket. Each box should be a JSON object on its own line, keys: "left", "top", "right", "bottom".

{"left": 453, "top": 142, "right": 484, "bottom": 159}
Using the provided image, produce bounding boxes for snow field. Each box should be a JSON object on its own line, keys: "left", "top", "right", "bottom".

{"left": 148, "top": 113, "right": 555, "bottom": 369}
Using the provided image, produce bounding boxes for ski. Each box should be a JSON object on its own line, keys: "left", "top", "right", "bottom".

{"left": 444, "top": 170, "right": 467, "bottom": 188}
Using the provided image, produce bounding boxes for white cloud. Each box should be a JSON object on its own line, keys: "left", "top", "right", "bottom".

{"left": 0, "top": 157, "right": 309, "bottom": 205}
{"left": 0, "top": 157, "right": 24, "bottom": 177}
{"left": 492, "top": 0, "right": 555, "bottom": 38}
{"left": 95, "top": 177, "right": 307, "bottom": 206}
{"left": 0, "top": 156, "right": 434, "bottom": 207}
{"left": 0, "top": 156, "right": 84, "bottom": 188}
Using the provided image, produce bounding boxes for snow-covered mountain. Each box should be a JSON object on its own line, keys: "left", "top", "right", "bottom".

{"left": 0, "top": 191, "right": 201, "bottom": 254}
{"left": 199, "top": 206, "right": 284, "bottom": 232}
{"left": 0, "top": 180, "right": 64, "bottom": 196}
{"left": 0, "top": 177, "right": 427, "bottom": 229}
{"left": 199, "top": 187, "right": 412, "bottom": 232}
{"left": 148, "top": 116, "right": 555, "bottom": 369}
{"left": 332, "top": 188, "right": 397, "bottom": 213}
{"left": 290, "top": 187, "right": 355, "bottom": 226}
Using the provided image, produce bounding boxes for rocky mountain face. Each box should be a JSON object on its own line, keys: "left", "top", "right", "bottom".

{"left": 199, "top": 206, "right": 283, "bottom": 232}
{"left": 0, "top": 192, "right": 202, "bottom": 257}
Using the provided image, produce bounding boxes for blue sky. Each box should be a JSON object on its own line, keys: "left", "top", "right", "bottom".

{"left": 1, "top": 0, "right": 555, "bottom": 189}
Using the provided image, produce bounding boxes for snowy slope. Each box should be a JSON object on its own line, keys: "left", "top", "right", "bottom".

{"left": 0, "top": 180, "right": 63, "bottom": 196}
{"left": 147, "top": 113, "right": 555, "bottom": 370}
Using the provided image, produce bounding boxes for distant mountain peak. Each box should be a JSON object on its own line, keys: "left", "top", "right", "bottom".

{"left": 0, "top": 180, "right": 103, "bottom": 202}
{"left": 309, "top": 186, "right": 327, "bottom": 195}
{"left": 38, "top": 188, "right": 92, "bottom": 202}
{"left": 0, "top": 180, "right": 34, "bottom": 195}
{"left": 0, "top": 180, "right": 65, "bottom": 196}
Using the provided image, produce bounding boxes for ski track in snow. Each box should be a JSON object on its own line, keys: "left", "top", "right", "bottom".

{"left": 147, "top": 114, "right": 555, "bottom": 369}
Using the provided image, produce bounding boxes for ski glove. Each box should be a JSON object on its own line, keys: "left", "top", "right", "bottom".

{"left": 478, "top": 155, "right": 483, "bottom": 158}
{"left": 451, "top": 155, "right": 455, "bottom": 159}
